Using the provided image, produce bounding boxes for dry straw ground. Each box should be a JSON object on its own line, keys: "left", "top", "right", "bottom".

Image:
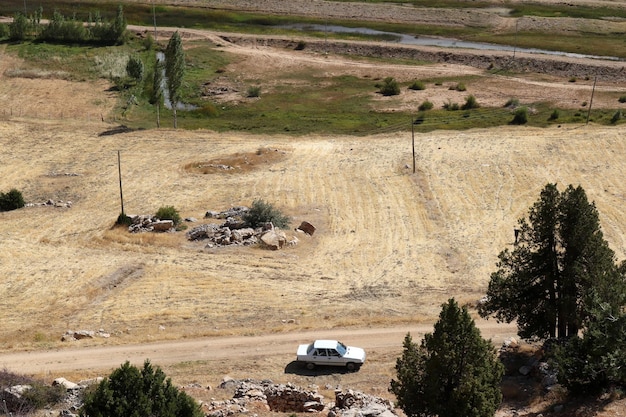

{"left": 0, "top": 1, "right": 626, "bottom": 415}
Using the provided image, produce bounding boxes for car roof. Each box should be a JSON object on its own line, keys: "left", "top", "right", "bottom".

{"left": 313, "top": 340, "right": 340, "bottom": 349}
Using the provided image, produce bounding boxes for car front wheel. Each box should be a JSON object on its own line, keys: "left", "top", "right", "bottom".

{"left": 346, "top": 362, "right": 357, "bottom": 371}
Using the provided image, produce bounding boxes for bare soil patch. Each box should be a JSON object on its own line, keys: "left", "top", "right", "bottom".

{"left": 183, "top": 147, "right": 290, "bottom": 175}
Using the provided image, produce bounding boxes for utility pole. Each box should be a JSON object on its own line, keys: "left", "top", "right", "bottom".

{"left": 586, "top": 76, "right": 597, "bottom": 125}
{"left": 152, "top": 0, "right": 157, "bottom": 42}
{"left": 118, "top": 150, "right": 125, "bottom": 216}
{"left": 411, "top": 118, "right": 416, "bottom": 174}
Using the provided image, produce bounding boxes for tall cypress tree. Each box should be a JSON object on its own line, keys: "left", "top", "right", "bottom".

{"left": 165, "top": 31, "right": 185, "bottom": 128}
{"left": 479, "top": 183, "right": 622, "bottom": 339}
{"left": 391, "top": 299, "right": 504, "bottom": 417}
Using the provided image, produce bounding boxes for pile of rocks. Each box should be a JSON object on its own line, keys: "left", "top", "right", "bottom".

{"left": 61, "top": 329, "right": 111, "bottom": 342}
{"left": 128, "top": 215, "right": 174, "bottom": 233}
{"left": 26, "top": 199, "right": 73, "bottom": 208}
{"left": 205, "top": 378, "right": 396, "bottom": 417}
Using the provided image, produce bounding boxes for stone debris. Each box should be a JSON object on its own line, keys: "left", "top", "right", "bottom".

{"left": 128, "top": 215, "right": 174, "bottom": 233}
{"left": 61, "top": 329, "right": 111, "bottom": 342}
{"left": 25, "top": 199, "right": 73, "bottom": 208}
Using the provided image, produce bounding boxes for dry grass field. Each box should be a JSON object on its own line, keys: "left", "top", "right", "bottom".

{"left": 1, "top": 2, "right": 626, "bottom": 415}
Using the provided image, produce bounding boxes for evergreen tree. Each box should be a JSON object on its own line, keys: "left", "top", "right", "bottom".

{"left": 126, "top": 56, "right": 145, "bottom": 84}
{"left": 479, "top": 183, "right": 622, "bottom": 339}
{"left": 80, "top": 360, "right": 203, "bottom": 417}
{"left": 165, "top": 31, "right": 185, "bottom": 128}
{"left": 390, "top": 299, "right": 504, "bottom": 417}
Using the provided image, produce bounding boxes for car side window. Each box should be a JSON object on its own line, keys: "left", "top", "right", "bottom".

{"left": 330, "top": 349, "right": 340, "bottom": 357}
{"left": 316, "top": 349, "right": 326, "bottom": 356}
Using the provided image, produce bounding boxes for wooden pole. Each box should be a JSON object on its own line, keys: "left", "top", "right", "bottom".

{"left": 586, "top": 76, "right": 597, "bottom": 125}
{"left": 411, "top": 118, "right": 416, "bottom": 174}
{"left": 118, "top": 150, "right": 125, "bottom": 215}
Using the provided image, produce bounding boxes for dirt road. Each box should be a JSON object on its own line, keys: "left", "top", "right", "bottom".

{"left": 0, "top": 321, "right": 517, "bottom": 377}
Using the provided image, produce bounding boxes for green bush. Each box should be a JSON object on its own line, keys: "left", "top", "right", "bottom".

{"left": 0, "top": 23, "right": 9, "bottom": 39}
{"left": 243, "top": 199, "right": 290, "bottom": 229}
{"left": 418, "top": 100, "right": 434, "bottom": 111}
{"left": 116, "top": 212, "right": 132, "bottom": 226}
{"left": 379, "top": 77, "right": 400, "bottom": 96}
{"left": 461, "top": 94, "right": 479, "bottom": 110}
{"left": 549, "top": 109, "right": 560, "bottom": 120}
{"left": 504, "top": 98, "right": 519, "bottom": 108}
{"left": 450, "top": 82, "right": 466, "bottom": 91}
{"left": 247, "top": 86, "right": 261, "bottom": 98}
{"left": 408, "top": 80, "right": 426, "bottom": 91}
{"left": 511, "top": 107, "right": 528, "bottom": 125}
{"left": 619, "top": 95, "right": 626, "bottom": 103}
{"left": 0, "top": 188, "right": 25, "bottom": 211}
{"left": 443, "top": 100, "right": 459, "bottom": 111}
{"left": 295, "top": 40, "right": 306, "bottom": 50}
{"left": 155, "top": 205, "right": 182, "bottom": 226}
{"left": 126, "top": 56, "right": 145, "bottom": 83}
{"left": 611, "top": 110, "right": 621, "bottom": 124}
{"left": 81, "top": 360, "right": 203, "bottom": 417}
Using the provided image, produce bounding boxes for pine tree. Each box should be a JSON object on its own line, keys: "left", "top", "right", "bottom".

{"left": 165, "top": 31, "right": 185, "bottom": 128}
{"left": 390, "top": 299, "right": 504, "bottom": 417}
{"left": 80, "top": 360, "right": 203, "bottom": 417}
{"left": 479, "top": 183, "right": 622, "bottom": 339}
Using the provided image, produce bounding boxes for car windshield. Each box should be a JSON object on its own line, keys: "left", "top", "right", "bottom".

{"left": 336, "top": 341, "right": 347, "bottom": 356}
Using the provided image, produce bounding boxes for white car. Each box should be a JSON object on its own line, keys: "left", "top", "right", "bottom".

{"left": 296, "top": 340, "right": 366, "bottom": 371}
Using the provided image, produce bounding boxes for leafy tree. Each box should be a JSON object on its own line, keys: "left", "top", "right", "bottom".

{"left": 390, "top": 299, "right": 504, "bottom": 417}
{"left": 9, "top": 12, "right": 29, "bottom": 40}
{"left": 126, "top": 56, "right": 145, "bottom": 84}
{"left": 165, "top": 31, "right": 185, "bottom": 128}
{"left": 80, "top": 360, "right": 203, "bottom": 417}
{"left": 479, "top": 183, "right": 623, "bottom": 339}
{"left": 243, "top": 199, "right": 290, "bottom": 229}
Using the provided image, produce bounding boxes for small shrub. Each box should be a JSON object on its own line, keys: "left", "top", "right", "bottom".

{"left": 434, "top": 81, "right": 442, "bottom": 86}
{"left": 504, "top": 98, "right": 519, "bottom": 108}
{"left": 142, "top": 32, "right": 155, "bottom": 50}
{"left": 443, "top": 101, "right": 459, "bottom": 111}
{"left": 116, "top": 212, "right": 132, "bottom": 226}
{"left": 294, "top": 40, "right": 306, "bottom": 50}
{"left": 549, "top": 109, "right": 560, "bottom": 120}
{"left": 569, "top": 76, "right": 577, "bottom": 82}
{"left": 618, "top": 95, "right": 626, "bottom": 103}
{"left": 450, "top": 82, "right": 466, "bottom": 91}
{"left": 581, "top": 101, "right": 587, "bottom": 107}
{"left": 0, "top": 188, "right": 25, "bottom": 211}
{"left": 461, "top": 94, "right": 479, "bottom": 110}
{"left": 408, "top": 80, "right": 426, "bottom": 90}
{"left": 247, "top": 86, "right": 261, "bottom": 98}
{"left": 611, "top": 110, "right": 621, "bottom": 124}
{"left": 379, "top": 77, "right": 400, "bottom": 96}
{"left": 511, "top": 107, "right": 528, "bottom": 125}
{"left": 196, "top": 103, "right": 219, "bottom": 117}
{"left": 0, "top": 370, "right": 65, "bottom": 414}
{"left": 155, "top": 205, "right": 181, "bottom": 226}
{"left": 418, "top": 100, "right": 434, "bottom": 111}
{"left": 126, "top": 56, "right": 144, "bottom": 83}
{"left": 243, "top": 199, "right": 290, "bottom": 229}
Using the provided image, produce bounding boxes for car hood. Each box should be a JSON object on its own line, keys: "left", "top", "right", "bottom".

{"left": 297, "top": 344, "right": 311, "bottom": 356}
{"left": 344, "top": 346, "right": 366, "bottom": 363}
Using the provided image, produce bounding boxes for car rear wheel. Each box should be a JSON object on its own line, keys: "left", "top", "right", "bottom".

{"left": 306, "top": 362, "right": 315, "bottom": 370}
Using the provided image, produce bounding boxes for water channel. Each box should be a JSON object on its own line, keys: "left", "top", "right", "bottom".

{"left": 282, "top": 23, "right": 621, "bottom": 61}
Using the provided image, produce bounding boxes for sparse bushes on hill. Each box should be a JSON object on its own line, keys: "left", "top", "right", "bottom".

{"left": 0, "top": 188, "right": 25, "bottom": 211}
{"left": 243, "top": 199, "right": 290, "bottom": 229}
{"left": 450, "top": 82, "right": 466, "bottom": 92}
{"left": 247, "top": 86, "right": 261, "bottom": 98}
{"left": 549, "top": 109, "right": 560, "bottom": 121}
{"left": 611, "top": 110, "right": 621, "bottom": 124}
